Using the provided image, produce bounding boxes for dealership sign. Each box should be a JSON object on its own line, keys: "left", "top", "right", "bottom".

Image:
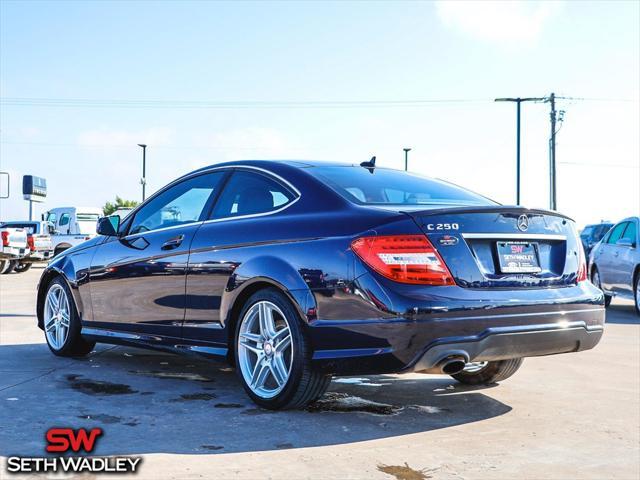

{"left": 22, "top": 175, "right": 47, "bottom": 203}
{"left": 6, "top": 427, "right": 142, "bottom": 474}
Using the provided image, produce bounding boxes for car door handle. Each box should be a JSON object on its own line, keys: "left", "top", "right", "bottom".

{"left": 161, "top": 235, "right": 184, "bottom": 250}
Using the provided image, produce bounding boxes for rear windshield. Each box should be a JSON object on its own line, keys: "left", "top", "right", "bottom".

{"left": 0, "top": 222, "right": 38, "bottom": 233}
{"left": 312, "top": 167, "right": 496, "bottom": 207}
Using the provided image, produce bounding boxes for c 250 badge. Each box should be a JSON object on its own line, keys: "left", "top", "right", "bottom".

{"left": 425, "top": 223, "right": 459, "bottom": 231}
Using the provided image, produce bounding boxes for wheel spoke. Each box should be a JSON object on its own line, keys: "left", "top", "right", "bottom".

{"left": 272, "top": 326, "right": 289, "bottom": 343}
{"left": 49, "top": 293, "right": 59, "bottom": 312}
{"left": 271, "top": 356, "right": 289, "bottom": 386}
{"left": 59, "top": 311, "right": 70, "bottom": 327}
{"left": 258, "top": 303, "right": 276, "bottom": 338}
{"left": 250, "top": 360, "right": 270, "bottom": 389}
{"left": 55, "top": 324, "right": 62, "bottom": 348}
{"left": 274, "top": 331, "right": 291, "bottom": 353}
{"left": 45, "top": 318, "right": 56, "bottom": 332}
{"left": 240, "top": 340, "right": 263, "bottom": 356}
{"left": 239, "top": 331, "right": 262, "bottom": 343}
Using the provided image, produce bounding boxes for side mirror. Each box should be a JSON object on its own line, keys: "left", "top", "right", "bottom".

{"left": 96, "top": 215, "right": 121, "bottom": 237}
{"left": 615, "top": 238, "right": 634, "bottom": 248}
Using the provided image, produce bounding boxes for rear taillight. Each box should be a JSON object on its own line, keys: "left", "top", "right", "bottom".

{"left": 1, "top": 231, "right": 9, "bottom": 247}
{"left": 351, "top": 235, "right": 455, "bottom": 285}
{"left": 27, "top": 235, "right": 35, "bottom": 252}
{"left": 577, "top": 242, "right": 587, "bottom": 283}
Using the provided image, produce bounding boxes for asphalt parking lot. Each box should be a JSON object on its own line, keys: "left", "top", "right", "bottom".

{"left": 0, "top": 266, "right": 638, "bottom": 480}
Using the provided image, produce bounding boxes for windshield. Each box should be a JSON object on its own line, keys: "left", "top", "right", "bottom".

{"left": 312, "top": 166, "right": 496, "bottom": 207}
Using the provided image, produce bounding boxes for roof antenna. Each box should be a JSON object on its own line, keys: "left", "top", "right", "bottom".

{"left": 360, "top": 156, "right": 376, "bottom": 173}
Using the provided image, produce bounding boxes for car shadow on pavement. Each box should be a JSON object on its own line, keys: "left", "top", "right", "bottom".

{"left": 604, "top": 302, "right": 639, "bottom": 325}
{"left": 0, "top": 343, "right": 511, "bottom": 456}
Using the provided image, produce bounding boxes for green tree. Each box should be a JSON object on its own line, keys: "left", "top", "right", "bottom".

{"left": 103, "top": 196, "right": 139, "bottom": 216}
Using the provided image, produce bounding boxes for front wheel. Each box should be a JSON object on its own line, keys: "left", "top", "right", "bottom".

{"left": 13, "top": 262, "right": 32, "bottom": 273}
{"left": 234, "top": 288, "right": 331, "bottom": 410}
{"left": 43, "top": 277, "right": 95, "bottom": 357}
{"left": 451, "top": 358, "right": 523, "bottom": 385}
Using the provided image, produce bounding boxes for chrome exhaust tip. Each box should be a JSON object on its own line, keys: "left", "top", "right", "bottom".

{"left": 437, "top": 356, "right": 467, "bottom": 375}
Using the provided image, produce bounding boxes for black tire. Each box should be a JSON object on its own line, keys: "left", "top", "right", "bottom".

{"left": 451, "top": 358, "right": 523, "bottom": 385}
{"left": 0, "top": 260, "right": 17, "bottom": 274}
{"left": 43, "top": 277, "right": 95, "bottom": 357}
{"left": 234, "top": 288, "right": 331, "bottom": 410}
{"left": 54, "top": 247, "right": 67, "bottom": 257}
{"left": 592, "top": 267, "right": 612, "bottom": 307}
{"left": 13, "top": 262, "right": 32, "bottom": 273}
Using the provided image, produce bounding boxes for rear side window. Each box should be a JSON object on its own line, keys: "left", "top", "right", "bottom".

{"left": 59, "top": 214, "right": 70, "bottom": 226}
{"left": 313, "top": 167, "right": 495, "bottom": 206}
{"left": 606, "top": 222, "right": 628, "bottom": 244}
{"left": 212, "top": 170, "right": 296, "bottom": 219}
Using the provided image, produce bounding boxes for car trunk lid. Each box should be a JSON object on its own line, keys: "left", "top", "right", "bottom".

{"left": 403, "top": 206, "right": 581, "bottom": 288}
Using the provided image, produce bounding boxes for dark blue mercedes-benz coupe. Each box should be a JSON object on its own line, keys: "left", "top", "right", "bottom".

{"left": 37, "top": 160, "right": 605, "bottom": 409}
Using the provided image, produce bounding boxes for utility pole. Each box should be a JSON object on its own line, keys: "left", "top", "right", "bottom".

{"left": 548, "top": 93, "right": 557, "bottom": 210}
{"left": 403, "top": 148, "right": 411, "bottom": 171}
{"left": 137, "top": 144, "right": 147, "bottom": 202}
{"left": 495, "top": 97, "right": 545, "bottom": 205}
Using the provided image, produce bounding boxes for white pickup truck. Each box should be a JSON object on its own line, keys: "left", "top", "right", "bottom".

{"left": 0, "top": 220, "right": 54, "bottom": 272}
{"left": 44, "top": 207, "right": 103, "bottom": 257}
{"left": 0, "top": 226, "right": 28, "bottom": 274}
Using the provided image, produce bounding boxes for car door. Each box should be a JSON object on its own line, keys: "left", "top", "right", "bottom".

{"left": 183, "top": 168, "right": 299, "bottom": 347}
{"left": 88, "top": 171, "right": 227, "bottom": 338}
{"left": 609, "top": 220, "right": 638, "bottom": 297}
{"left": 596, "top": 222, "right": 628, "bottom": 292}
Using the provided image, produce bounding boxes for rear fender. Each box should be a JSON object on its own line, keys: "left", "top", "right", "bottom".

{"left": 220, "top": 255, "right": 315, "bottom": 330}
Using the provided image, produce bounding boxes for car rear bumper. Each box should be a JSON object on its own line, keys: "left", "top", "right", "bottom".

{"left": 309, "top": 279, "right": 606, "bottom": 375}
{"left": 23, "top": 250, "right": 53, "bottom": 263}
{"left": 0, "top": 247, "right": 26, "bottom": 260}
{"left": 409, "top": 320, "right": 603, "bottom": 373}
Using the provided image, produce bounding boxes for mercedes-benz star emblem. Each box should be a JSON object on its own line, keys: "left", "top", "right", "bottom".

{"left": 517, "top": 214, "right": 529, "bottom": 232}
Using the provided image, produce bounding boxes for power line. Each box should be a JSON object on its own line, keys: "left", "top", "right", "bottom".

{"left": 0, "top": 96, "right": 491, "bottom": 109}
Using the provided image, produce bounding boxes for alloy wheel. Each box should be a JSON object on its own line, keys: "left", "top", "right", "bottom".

{"left": 44, "top": 284, "right": 70, "bottom": 350}
{"left": 237, "top": 300, "right": 293, "bottom": 399}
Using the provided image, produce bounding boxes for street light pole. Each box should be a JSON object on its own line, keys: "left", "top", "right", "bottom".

{"left": 548, "top": 92, "right": 557, "bottom": 210}
{"left": 137, "top": 144, "right": 147, "bottom": 202}
{"left": 403, "top": 148, "right": 411, "bottom": 171}
{"left": 495, "top": 97, "right": 545, "bottom": 205}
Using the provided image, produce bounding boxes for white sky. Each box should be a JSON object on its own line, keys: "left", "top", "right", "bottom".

{"left": 1, "top": 0, "right": 638, "bottom": 228}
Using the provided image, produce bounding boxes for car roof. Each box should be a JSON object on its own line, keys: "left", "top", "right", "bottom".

{"left": 192, "top": 159, "right": 380, "bottom": 173}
